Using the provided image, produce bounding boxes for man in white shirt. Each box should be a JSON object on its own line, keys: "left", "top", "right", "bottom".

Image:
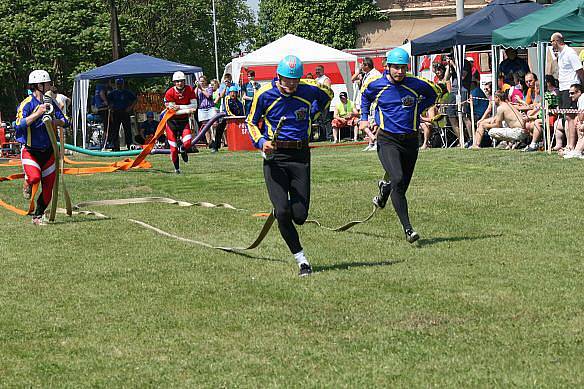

{"left": 551, "top": 32, "right": 584, "bottom": 150}
{"left": 314, "top": 65, "right": 332, "bottom": 87}
{"left": 352, "top": 57, "right": 382, "bottom": 151}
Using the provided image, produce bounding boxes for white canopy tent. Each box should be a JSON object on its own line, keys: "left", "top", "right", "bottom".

{"left": 228, "top": 34, "right": 358, "bottom": 100}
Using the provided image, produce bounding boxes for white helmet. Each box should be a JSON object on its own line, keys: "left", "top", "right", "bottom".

{"left": 28, "top": 70, "right": 51, "bottom": 84}
{"left": 172, "top": 71, "right": 186, "bottom": 81}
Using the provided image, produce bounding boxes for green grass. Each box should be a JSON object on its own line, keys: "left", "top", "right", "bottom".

{"left": 1, "top": 146, "right": 583, "bottom": 387}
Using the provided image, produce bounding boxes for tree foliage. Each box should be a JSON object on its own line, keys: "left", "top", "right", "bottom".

{"left": 256, "top": 0, "right": 383, "bottom": 50}
{"left": 0, "top": 0, "right": 255, "bottom": 119}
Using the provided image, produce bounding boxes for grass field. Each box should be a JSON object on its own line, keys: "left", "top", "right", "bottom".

{"left": 1, "top": 145, "right": 583, "bottom": 387}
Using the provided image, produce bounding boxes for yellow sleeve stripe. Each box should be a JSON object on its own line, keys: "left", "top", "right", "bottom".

{"left": 246, "top": 83, "right": 273, "bottom": 143}
{"left": 360, "top": 74, "right": 382, "bottom": 94}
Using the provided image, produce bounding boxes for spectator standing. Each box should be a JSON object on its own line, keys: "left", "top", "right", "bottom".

{"left": 550, "top": 32, "right": 584, "bottom": 151}
{"left": 107, "top": 78, "right": 136, "bottom": 151}
{"left": 314, "top": 65, "right": 332, "bottom": 87}
{"left": 242, "top": 70, "right": 261, "bottom": 115}
{"left": 196, "top": 76, "right": 217, "bottom": 147}
{"left": 331, "top": 91, "right": 359, "bottom": 143}
{"left": 499, "top": 48, "right": 530, "bottom": 84}
{"left": 50, "top": 86, "right": 70, "bottom": 118}
{"left": 353, "top": 57, "right": 382, "bottom": 150}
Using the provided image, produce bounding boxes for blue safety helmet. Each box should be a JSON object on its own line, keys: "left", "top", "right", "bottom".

{"left": 228, "top": 85, "right": 239, "bottom": 93}
{"left": 146, "top": 111, "right": 154, "bottom": 118}
{"left": 386, "top": 48, "right": 410, "bottom": 66}
{"left": 277, "top": 55, "right": 304, "bottom": 79}
{"left": 115, "top": 77, "right": 124, "bottom": 84}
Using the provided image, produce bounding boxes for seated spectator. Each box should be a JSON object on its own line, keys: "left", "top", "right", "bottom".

{"left": 562, "top": 84, "right": 584, "bottom": 158}
{"left": 471, "top": 90, "right": 528, "bottom": 149}
{"left": 520, "top": 72, "right": 538, "bottom": 108}
{"left": 225, "top": 86, "right": 244, "bottom": 116}
{"left": 469, "top": 80, "right": 489, "bottom": 123}
{"left": 523, "top": 80, "right": 545, "bottom": 152}
{"left": 508, "top": 72, "right": 525, "bottom": 104}
{"left": 421, "top": 83, "right": 449, "bottom": 149}
{"left": 497, "top": 74, "right": 511, "bottom": 93}
{"left": 499, "top": 48, "right": 530, "bottom": 84}
{"left": 305, "top": 72, "right": 314, "bottom": 80}
{"left": 135, "top": 111, "right": 161, "bottom": 145}
{"left": 331, "top": 91, "right": 359, "bottom": 143}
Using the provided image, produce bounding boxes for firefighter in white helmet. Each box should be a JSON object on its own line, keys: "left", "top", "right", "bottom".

{"left": 14, "top": 70, "right": 69, "bottom": 225}
{"left": 164, "top": 71, "right": 198, "bottom": 173}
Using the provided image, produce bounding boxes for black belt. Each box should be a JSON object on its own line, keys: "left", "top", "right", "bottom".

{"left": 274, "top": 139, "right": 309, "bottom": 150}
{"left": 384, "top": 131, "right": 418, "bottom": 140}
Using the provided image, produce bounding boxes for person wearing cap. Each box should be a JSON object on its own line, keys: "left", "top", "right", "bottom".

{"left": 106, "top": 78, "right": 137, "bottom": 151}
{"left": 135, "top": 111, "right": 160, "bottom": 145}
{"left": 331, "top": 91, "right": 359, "bottom": 143}
{"left": 360, "top": 47, "right": 439, "bottom": 243}
{"left": 14, "top": 70, "right": 69, "bottom": 225}
{"left": 164, "top": 71, "right": 198, "bottom": 173}
{"left": 225, "top": 85, "right": 244, "bottom": 117}
{"left": 242, "top": 70, "right": 261, "bottom": 115}
{"left": 466, "top": 56, "right": 480, "bottom": 83}
{"left": 247, "top": 55, "right": 333, "bottom": 277}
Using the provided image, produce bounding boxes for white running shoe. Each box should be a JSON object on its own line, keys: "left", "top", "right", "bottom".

{"left": 368, "top": 143, "right": 377, "bottom": 151}
{"left": 362, "top": 144, "right": 372, "bottom": 151}
{"left": 563, "top": 150, "right": 581, "bottom": 159}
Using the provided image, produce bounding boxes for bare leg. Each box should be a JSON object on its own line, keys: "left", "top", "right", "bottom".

{"left": 553, "top": 118, "right": 565, "bottom": 151}
{"left": 567, "top": 114, "right": 576, "bottom": 150}
{"left": 332, "top": 127, "right": 339, "bottom": 143}
{"left": 471, "top": 123, "right": 485, "bottom": 148}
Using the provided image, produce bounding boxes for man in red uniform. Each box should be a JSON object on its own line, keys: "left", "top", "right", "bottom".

{"left": 15, "top": 70, "right": 68, "bottom": 225}
{"left": 164, "top": 71, "right": 198, "bottom": 174}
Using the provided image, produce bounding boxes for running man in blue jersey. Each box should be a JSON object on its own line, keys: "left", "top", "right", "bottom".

{"left": 360, "top": 48, "right": 439, "bottom": 243}
{"left": 247, "top": 55, "right": 333, "bottom": 277}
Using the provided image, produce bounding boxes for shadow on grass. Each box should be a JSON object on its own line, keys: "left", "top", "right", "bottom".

{"left": 49, "top": 217, "right": 111, "bottom": 225}
{"left": 416, "top": 233, "right": 503, "bottom": 247}
{"left": 344, "top": 230, "right": 388, "bottom": 239}
{"left": 225, "top": 250, "right": 288, "bottom": 263}
{"left": 314, "top": 259, "right": 404, "bottom": 273}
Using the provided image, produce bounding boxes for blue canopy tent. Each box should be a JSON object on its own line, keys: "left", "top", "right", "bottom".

{"left": 410, "top": 0, "right": 543, "bottom": 146}
{"left": 72, "top": 53, "right": 203, "bottom": 147}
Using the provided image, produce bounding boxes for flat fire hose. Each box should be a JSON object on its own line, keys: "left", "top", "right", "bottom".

{"left": 42, "top": 113, "right": 60, "bottom": 221}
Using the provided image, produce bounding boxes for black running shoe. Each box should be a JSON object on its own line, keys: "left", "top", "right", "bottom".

{"left": 299, "top": 263, "right": 313, "bottom": 277}
{"left": 372, "top": 180, "right": 391, "bottom": 209}
{"left": 179, "top": 146, "right": 189, "bottom": 163}
{"left": 405, "top": 228, "right": 420, "bottom": 243}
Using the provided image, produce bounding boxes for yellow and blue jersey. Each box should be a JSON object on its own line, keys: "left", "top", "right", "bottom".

{"left": 14, "top": 95, "right": 69, "bottom": 150}
{"left": 225, "top": 96, "right": 245, "bottom": 116}
{"left": 361, "top": 72, "right": 439, "bottom": 135}
{"left": 246, "top": 78, "right": 333, "bottom": 149}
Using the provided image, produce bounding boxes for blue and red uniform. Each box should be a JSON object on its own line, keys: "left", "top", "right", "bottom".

{"left": 15, "top": 95, "right": 69, "bottom": 216}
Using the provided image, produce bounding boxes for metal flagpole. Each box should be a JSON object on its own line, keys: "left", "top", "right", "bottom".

{"left": 212, "top": 0, "right": 219, "bottom": 80}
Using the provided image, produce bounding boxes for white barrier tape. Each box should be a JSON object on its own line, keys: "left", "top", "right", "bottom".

{"left": 549, "top": 108, "right": 584, "bottom": 114}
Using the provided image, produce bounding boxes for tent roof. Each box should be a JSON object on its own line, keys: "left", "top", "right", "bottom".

{"left": 232, "top": 34, "right": 357, "bottom": 66}
{"left": 492, "top": 0, "right": 584, "bottom": 47}
{"left": 411, "top": 0, "right": 543, "bottom": 55}
{"left": 75, "top": 53, "right": 202, "bottom": 81}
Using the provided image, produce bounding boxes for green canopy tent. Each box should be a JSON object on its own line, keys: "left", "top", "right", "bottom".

{"left": 492, "top": 0, "right": 584, "bottom": 152}
{"left": 492, "top": 0, "right": 584, "bottom": 48}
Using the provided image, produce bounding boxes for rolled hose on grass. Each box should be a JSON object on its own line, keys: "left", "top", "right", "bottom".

{"left": 59, "top": 111, "right": 227, "bottom": 157}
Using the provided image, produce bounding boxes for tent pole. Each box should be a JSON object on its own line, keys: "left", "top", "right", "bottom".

{"left": 538, "top": 41, "right": 549, "bottom": 153}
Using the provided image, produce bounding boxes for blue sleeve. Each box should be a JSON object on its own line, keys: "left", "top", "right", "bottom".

{"left": 312, "top": 85, "right": 333, "bottom": 121}
{"left": 416, "top": 78, "right": 439, "bottom": 114}
{"left": 246, "top": 91, "right": 267, "bottom": 149}
{"left": 14, "top": 102, "right": 32, "bottom": 131}
{"left": 360, "top": 85, "right": 374, "bottom": 121}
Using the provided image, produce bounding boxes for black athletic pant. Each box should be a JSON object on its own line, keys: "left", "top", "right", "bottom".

{"left": 108, "top": 110, "right": 132, "bottom": 150}
{"left": 263, "top": 148, "right": 310, "bottom": 254}
{"left": 212, "top": 119, "right": 227, "bottom": 150}
{"left": 376, "top": 130, "right": 419, "bottom": 231}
